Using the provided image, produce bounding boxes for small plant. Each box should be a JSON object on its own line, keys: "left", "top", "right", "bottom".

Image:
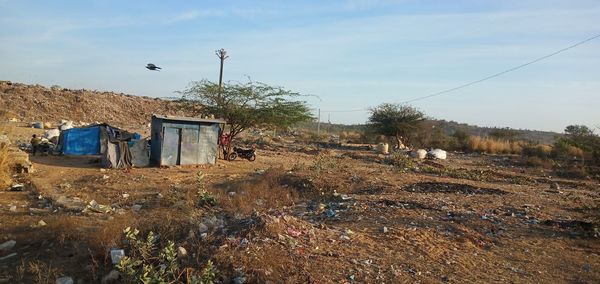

{"left": 385, "top": 152, "right": 415, "bottom": 171}
{"left": 117, "top": 227, "right": 179, "bottom": 284}
{"left": 197, "top": 172, "right": 218, "bottom": 207}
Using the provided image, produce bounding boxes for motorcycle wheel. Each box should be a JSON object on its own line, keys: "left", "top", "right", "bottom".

{"left": 228, "top": 152, "right": 238, "bottom": 161}
{"left": 248, "top": 153, "right": 256, "bottom": 161}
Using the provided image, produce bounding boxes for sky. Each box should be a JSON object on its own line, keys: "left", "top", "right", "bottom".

{"left": 0, "top": 0, "right": 599, "bottom": 132}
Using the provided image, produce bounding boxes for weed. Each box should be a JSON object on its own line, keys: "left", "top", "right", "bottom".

{"left": 197, "top": 172, "right": 218, "bottom": 207}
{"left": 117, "top": 227, "right": 179, "bottom": 283}
{"left": 385, "top": 152, "right": 415, "bottom": 171}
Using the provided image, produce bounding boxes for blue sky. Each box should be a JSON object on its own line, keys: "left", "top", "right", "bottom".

{"left": 1, "top": 0, "right": 598, "bottom": 132}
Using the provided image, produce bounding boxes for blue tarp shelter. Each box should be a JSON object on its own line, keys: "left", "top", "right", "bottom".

{"left": 61, "top": 126, "right": 101, "bottom": 155}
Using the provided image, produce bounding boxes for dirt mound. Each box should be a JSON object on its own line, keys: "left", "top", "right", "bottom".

{"left": 0, "top": 81, "right": 197, "bottom": 129}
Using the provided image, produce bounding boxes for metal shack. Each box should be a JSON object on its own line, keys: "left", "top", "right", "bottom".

{"left": 150, "top": 115, "right": 225, "bottom": 166}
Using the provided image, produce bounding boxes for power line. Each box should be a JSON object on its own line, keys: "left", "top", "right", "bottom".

{"left": 316, "top": 33, "right": 600, "bottom": 112}
{"left": 402, "top": 33, "right": 600, "bottom": 103}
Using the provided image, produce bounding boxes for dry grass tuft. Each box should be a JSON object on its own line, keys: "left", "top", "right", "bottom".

{"left": 467, "top": 136, "right": 523, "bottom": 154}
{"left": 0, "top": 144, "right": 12, "bottom": 187}
{"left": 216, "top": 167, "right": 298, "bottom": 215}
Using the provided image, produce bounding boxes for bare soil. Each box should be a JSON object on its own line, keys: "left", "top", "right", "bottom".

{"left": 0, "top": 125, "right": 599, "bottom": 283}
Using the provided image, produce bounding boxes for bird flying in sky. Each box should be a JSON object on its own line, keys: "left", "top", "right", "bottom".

{"left": 146, "top": 63, "right": 161, "bottom": 71}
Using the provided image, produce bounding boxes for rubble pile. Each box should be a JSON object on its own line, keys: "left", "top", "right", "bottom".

{"left": 0, "top": 81, "right": 197, "bottom": 129}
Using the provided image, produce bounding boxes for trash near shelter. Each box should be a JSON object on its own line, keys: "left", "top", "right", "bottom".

{"left": 57, "top": 124, "right": 148, "bottom": 168}
{"left": 150, "top": 114, "right": 225, "bottom": 166}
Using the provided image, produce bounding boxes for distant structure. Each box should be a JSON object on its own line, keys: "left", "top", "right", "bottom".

{"left": 145, "top": 63, "right": 162, "bottom": 71}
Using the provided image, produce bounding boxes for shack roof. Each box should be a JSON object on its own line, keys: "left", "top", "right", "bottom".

{"left": 152, "top": 114, "right": 226, "bottom": 124}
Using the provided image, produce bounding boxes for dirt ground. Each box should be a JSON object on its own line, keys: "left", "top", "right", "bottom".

{"left": 1, "top": 124, "right": 599, "bottom": 283}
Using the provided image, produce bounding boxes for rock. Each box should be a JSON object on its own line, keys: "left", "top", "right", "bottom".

{"left": 428, "top": 149, "right": 447, "bottom": 160}
{"left": 55, "top": 196, "right": 86, "bottom": 211}
{"left": 177, "top": 246, "right": 187, "bottom": 257}
{"left": 110, "top": 249, "right": 125, "bottom": 264}
{"left": 410, "top": 149, "right": 428, "bottom": 159}
{"left": 381, "top": 226, "right": 389, "bottom": 233}
{"left": 56, "top": 276, "right": 74, "bottom": 284}
{"left": 132, "top": 204, "right": 142, "bottom": 211}
{"left": 9, "top": 205, "right": 17, "bottom": 212}
{"left": 38, "top": 220, "right": 47, "bottom": 227}
{"left": 198, "top": 223, "right": 209, "bottom": 234}
{"left": 233, "top": 276, "right": 247, "bottom": 284}
{"left": 0, "top": 240, "right": 16, "bottom": 251}
{"left": 101, "top": 270, "right": 120, "bottom": 284}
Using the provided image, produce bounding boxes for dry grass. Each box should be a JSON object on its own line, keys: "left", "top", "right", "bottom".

{"left": 215, "top": 167, "right": 298, "bottom": 215}
{"left": 0, "top": 144, "right": 11, "bottom": 187}
{"left": 467, "top": 136, "right": 523, "bottom": 154}
{"left": 27, "top": 260, "right": 63, "bottom": 284}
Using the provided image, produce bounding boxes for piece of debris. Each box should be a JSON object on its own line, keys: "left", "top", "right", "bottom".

{"left": 9, "top": 205, "right": 17, "bottom": 212}
{"left": 411, "top": 149, "right": 428, "bottom": 159}
{"left": 233, "top": 276, "right": 247, "bottom": 284}
{"left": 101, "top": 270, "right": 120, "bottom": 284}
{"left": 0, "top": 252, "right": 17, "bottom": 261}
{"left": 102, "top": 175, "right": 110, "bottom": 180}
{"left": 38, "top": 220, "right": 47, "bottom": 227}
{"left": 83, "top": 200, "right": 112, "bottom": 213}
{"left": 428, "top": 149, "right": 447, "bottom": 160}
{"left": 325, "top": 209, "right": 336, "bottom": 218}
{"left": 9, "top": 184, "right": 24, "bottom": 191}
{"left": 381, "top": 226, "right": 389, "bottom": 233}
{"left": 122, "top": 193, "right": 130, "bottom": 199}
{"left": 550, "top": 182, "right": 561, "bottom": 191}
{"left": 132, "top": 204, "right": 142, "bottom": 211}
{"left": 110, "top": 249, "right": 125, "bottom": 264}
{"left": 0, "top": 240, "right": 16, "bottom": 251}
{"left": 177, "top": 246, "right": 187, "bottom": 258}
{"left": 55, "top": 276, "right": 74, "bottom": 284}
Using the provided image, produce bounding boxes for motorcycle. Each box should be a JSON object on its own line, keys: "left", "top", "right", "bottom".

{"left": 225, "top": 146, "right": 256, "bottom": 161}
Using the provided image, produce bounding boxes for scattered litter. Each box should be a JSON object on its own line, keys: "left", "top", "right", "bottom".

{"left": 177, "top": 246, "right": 187, "bottom": 257}
{"left": 381, "top": 226, "right": 389, "bottom": 233}
{"left": 233, "top": 276, "right": 247, "bottom": 284}
{"left": 325, "top": 209, "right": 336, "bottom": 218}
{"left": 101, "top": 270, "right": 120, "bottom": 284}
{"left": 0, "top": 240, "right": 16, "bottom": 251}
{"left": 37, "top": 220, "right": 47, "bottom": 227}
{"left": 228, "top": 191, "right": 236, "bottom": 197}
{"left": 83, "top": 200, "right": 112, "bottom": 213}
{"left": 110, "top": 249, "right": 125, "bottom": 264}
{"left": 411, "top": 149, "right": 428, "bottom": 159}
{"left": 9, "top": 205, "right": 17, "bottom": 212}
{"left": 55, "top": 276, "right": 74, "bottom": 284}
{"left": 428, "top": 149, "right": 447, "bottom": 160}
{"left": 0, "top": 252, "right": 17, "bottom": 261}
{"left": 9, "top": 184, "right": 24, "bottom": 191}
{"left": 341, "top": 194, "right": 352, "bottom": 200}
{"left": 122, "top": 193, "right": 130, "bottom": 198}
{"left": 240, "top": 238, "right": 249, "bottom": 247}
{"left": 287, "top": 228, "right": 302, "bottom": 237}
{"left": 102, "top": 175, "right": 110, "bottom": 180}
{"left": 131, "top": 204, "right": 142, "bottom": 211}
{"left": 29, "top": 208, "right": 51, "bottom": 214}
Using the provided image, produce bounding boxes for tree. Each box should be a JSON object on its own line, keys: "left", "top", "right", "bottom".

{"left": 180, "top": 80, "right": 313, "bottom": 157}
{"left": 489, "top": 127, "right": 519, "bottom": 141}
{"left": 367, "top": 103, "right": 426, "bottom": 149}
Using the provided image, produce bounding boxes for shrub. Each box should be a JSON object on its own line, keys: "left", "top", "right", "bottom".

{"left": 197, "top": 172, "right": 218, "bottom": 207}
{"left": 522, "top": 143, "right": 553, "bottom": 159}
{"left": 467, "top": 136, "right": 522, "bottom": 154}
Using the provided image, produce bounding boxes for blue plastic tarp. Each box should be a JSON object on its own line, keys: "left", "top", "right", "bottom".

{"left": 62, "top": 126, "right": 101, "bottom": 155}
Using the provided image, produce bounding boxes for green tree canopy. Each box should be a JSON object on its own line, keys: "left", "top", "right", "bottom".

{"left": 180, "top": 80, "right": 313, "bottom": 149}
{"left": 367, "top": 103, "right": 426, "bottom": 148}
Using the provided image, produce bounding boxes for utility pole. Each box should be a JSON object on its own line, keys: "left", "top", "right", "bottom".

{"left": 317, "top": 109, "right": 321, "bottom": 138}
{"left": 215, "top": 48, "right": 229, "bottom": 88}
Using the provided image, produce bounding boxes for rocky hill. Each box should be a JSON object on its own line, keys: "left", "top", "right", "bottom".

{"left": 0, "top": 81, "right": 195, "bottom": 129}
